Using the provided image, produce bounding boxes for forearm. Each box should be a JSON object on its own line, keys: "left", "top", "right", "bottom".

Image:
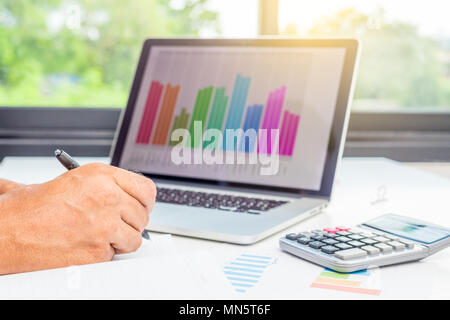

{"left": 0, "top": 195, "right": 21, "bottom": 274}
{"left": 0, "top": 189, "right": 51, "bottom": 275}
{"left": 0, "top": 183, "right": 28, "bottom": 274}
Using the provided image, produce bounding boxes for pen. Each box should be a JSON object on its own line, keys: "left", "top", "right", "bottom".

{"left": 54, "top": 149, "right": 151, "bottom": 240}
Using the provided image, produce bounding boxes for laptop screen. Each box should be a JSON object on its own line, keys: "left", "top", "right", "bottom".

{"left": 118, "top": 44, "right": 347, "bottom": 191}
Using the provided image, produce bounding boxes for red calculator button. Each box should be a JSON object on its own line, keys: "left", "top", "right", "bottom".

{"left": 323, "top": 228, "right": 338, "bottom": 234}
{"left": 336, "top": 227, "right": 350, "bottom": 231}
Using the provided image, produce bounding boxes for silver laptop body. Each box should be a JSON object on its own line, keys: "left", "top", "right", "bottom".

{"left": 111, "top": 38, "right": 360, "bottom": 244}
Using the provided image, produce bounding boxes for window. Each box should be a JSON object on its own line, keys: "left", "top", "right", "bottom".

{"left": 279, "top": 0, "right": 450, "bottom": 111}
{"left": 1, "top": 0, "right": 449, "bottom": 162}
{"left": 0, "top": 0, "right": 258, "bottom": 108}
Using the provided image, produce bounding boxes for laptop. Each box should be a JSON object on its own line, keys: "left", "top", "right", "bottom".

{"left": 111, "top": 38, "right": 360, "bottom": 244}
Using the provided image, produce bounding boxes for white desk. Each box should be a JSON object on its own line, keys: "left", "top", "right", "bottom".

{"left": 0, "top": 157, "right": 449, "bottom": 299}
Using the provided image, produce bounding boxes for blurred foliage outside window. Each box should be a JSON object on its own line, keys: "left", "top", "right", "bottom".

{"left": 280, "top": 4, "right": 450, "bottom": 111}
{"left": 0, "top": 0, "right": 219, "bottom": 107}
{"left": 1, "top": 1, "right": 450, "bottom": 111}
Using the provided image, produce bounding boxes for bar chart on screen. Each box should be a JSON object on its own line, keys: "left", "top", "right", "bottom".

{"left": 120, "top": 45, "right": 345, "bottom": 190}
{"left": 133, "top": 46, "right": 313, "bottom": 157}
{"left": 135, "top": 74, "right": 301, "bottom": 156}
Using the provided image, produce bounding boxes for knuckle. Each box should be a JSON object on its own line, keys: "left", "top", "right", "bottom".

{"left": 144, "top": 213, "right": 150, "bottom": 226}
{"left": 64, "top": 171, "right": 84, "bottom": 186}
{"left": 81, "top": 212, "right": 109, "bottom": 241}
{"left": 146, "top": 179, "right": 157, "bottom": 198}
{"left": 82, "top": 210, "right": 97, "bottom": 227}
{"left": 90, "top": 242, "right": 113, "bottom": 262}
{"left": 103, "top": 217, "right": 118, "bottom": 237}
{"left": 132, "top": 235, "right": 142, "bottom": 252}
{"left": 89, "top": 162, "right": 109, "bottom": 171}
{"left": 99, "top": 186, "right": 122, "bottom": 207}
{"left": 137, "top": 206, "right": 150, "bottom": 228}
{"left": 82, "top": 163, "right": 110, "bottom": 175}
{"left": 86, "top": 214, "right": 114, "bottom": 241}
{"left": 86, "top": 184, "right": 121, "bottom": 207}
{"left": 140, "top": 178, "right": 157, "bottom": 206}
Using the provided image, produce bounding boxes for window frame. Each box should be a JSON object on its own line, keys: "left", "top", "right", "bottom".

{"left": 1, "top": 0, "right": 449, "bottom": 162}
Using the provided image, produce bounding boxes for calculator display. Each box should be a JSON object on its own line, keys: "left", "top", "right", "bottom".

{"left": 363, "top": 214, "right": 450, "bottom": 244}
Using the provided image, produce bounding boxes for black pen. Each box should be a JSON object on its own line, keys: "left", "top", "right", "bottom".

{"left": 54, "top": 149, "right": 151, "bottom": 240}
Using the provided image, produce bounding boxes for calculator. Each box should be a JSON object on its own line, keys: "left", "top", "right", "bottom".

{"left": 279, "top": 214, "right": 450, "bottom": 272}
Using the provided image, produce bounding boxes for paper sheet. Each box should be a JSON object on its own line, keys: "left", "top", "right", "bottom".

{"left": 113, "top": 234, "right": 176, "bottom": 261}
{"left": 0, "top": 234, "right": 215, "bottom": 299}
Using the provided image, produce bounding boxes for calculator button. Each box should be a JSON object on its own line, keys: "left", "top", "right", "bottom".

{"left": 336, "top": 227, "right": 350, "bottom": 231}
{"left": 398, "top": 239, "right": 415, "bottom": 249}
{"left": 373, "top": 236, "right": 390, "bottom": 243}
{"left": 312, "top": 230, "right": 326, "bottom": 235}
{"left": 335, "top": 243, "right": 353, "bottom": 250}
{"left": 336, "top": 236, "right": 352, "bottom": 242}
{"left": 297, "top": 237, "right": 311, "bottom": 245}
{"left": 323, "top": 228, "right": 339, "bottom": 234}
{"left": 286, "top": 233, "right": 299, "bottom": 240}
{"left": 360, "top": 232, "right": 376, "bottom": 238}
{"left": 335, "top": 248, "right": 367, "bottom": 260}
{"left": 361, "top": 245, "right": 380, "bottom": 256}
{"left": 348, "top": 234, "right": 364, "bottom": 240}
{"left": 349, "top": 227, "right": 365, "bottom": 234}
{"left": 336, "top": 231, "right": 352, "bottom": 236}
{"left": 321, "top": 246, "right": 340, "bottom": 254}
{"left": 374, "top": 243, "right": 393, "bottom": 254}
{"left": 324, "top": 233, "right": 339, "bottom": 238}
{"left": 309, "top": 241, "right": 326, "bottom": 249}
{"left": 322, "top": 238, "right": 339, "bottom": 245}
{"left": 298, "top": 232, "right": 313, "bottom": 237}
{"left": 388, "top": 241, "right": 406, "bottom": 251}
{"left": 361, "top": 238, "right": 378, "bottom": 245}
{"left": 348, "top": 240, "right": 365, "bottom": 247}
{"left": 311, "top": 235, "right": 325, "bottom": 241}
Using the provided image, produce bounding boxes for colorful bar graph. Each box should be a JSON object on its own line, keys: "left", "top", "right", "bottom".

{"left": 258, "top": 86, "right": 286, "bottom": 154}
{"left": 239, "top": 104, "right": 263, "bottom": 153}
{"left": 203, "top": 87, "right": 229, "bottom": 149}
{"left": 135, "top": 81, "right": 164, "bottom": 144}
{"left": 279, "top": 111, "right": 300, "bottom": 156}
{"left": 310, "top": 268, "right": 381, "bottom": 296}
{"left": 134, "top": 74, "right": 301, "bottom": 156}
{"left": 152, "top": 84, "right": 181, "bottom": 145}
{"left": 223, "top": 74, "right": 251, "bottom": 150}
{"left": 188, "top": 86, "right": 214, "bottom": 148}
{"left": 168, "top": 108, "right": 190, "bottom": 146}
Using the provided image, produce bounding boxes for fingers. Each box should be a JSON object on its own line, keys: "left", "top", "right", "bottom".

{"left": 110, "top": 167, "right": 157, "bottom": 209}
{"left": 119, "top": 193, "right": 149, "bottom": 232}
{"left": 110, "top": 220, "right": 143, "bottom": 254}
{"left": 70, "top": 163, "right": 154, "bottom": 255}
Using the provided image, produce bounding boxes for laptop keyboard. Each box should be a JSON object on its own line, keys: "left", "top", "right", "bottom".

{"left": 156, "top": 187, "right": 289, "bottom": 214}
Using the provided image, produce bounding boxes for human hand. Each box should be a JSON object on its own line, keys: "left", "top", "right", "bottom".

{"left": 0, "top": 163, "right": 156, "bottom": 274}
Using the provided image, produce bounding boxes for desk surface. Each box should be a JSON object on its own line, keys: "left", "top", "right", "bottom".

{"left": 0, "top": 157, "right": 449, "bottom": 299}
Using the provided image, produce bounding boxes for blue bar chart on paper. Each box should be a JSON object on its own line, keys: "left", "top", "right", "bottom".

{"left": 223, "top": 254, "right": 276, "bottom": 293}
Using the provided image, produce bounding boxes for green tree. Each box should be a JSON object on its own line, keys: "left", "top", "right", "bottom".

{"left": 283, "top": 8, "right": 450, "bottom": 109}
{"left": 0, "top": 0, "right": 218, "bottom": 107}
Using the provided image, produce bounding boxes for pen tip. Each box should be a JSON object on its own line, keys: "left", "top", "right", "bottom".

{"left": 54, "top": 149, "right": 62, "bottom": 156}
